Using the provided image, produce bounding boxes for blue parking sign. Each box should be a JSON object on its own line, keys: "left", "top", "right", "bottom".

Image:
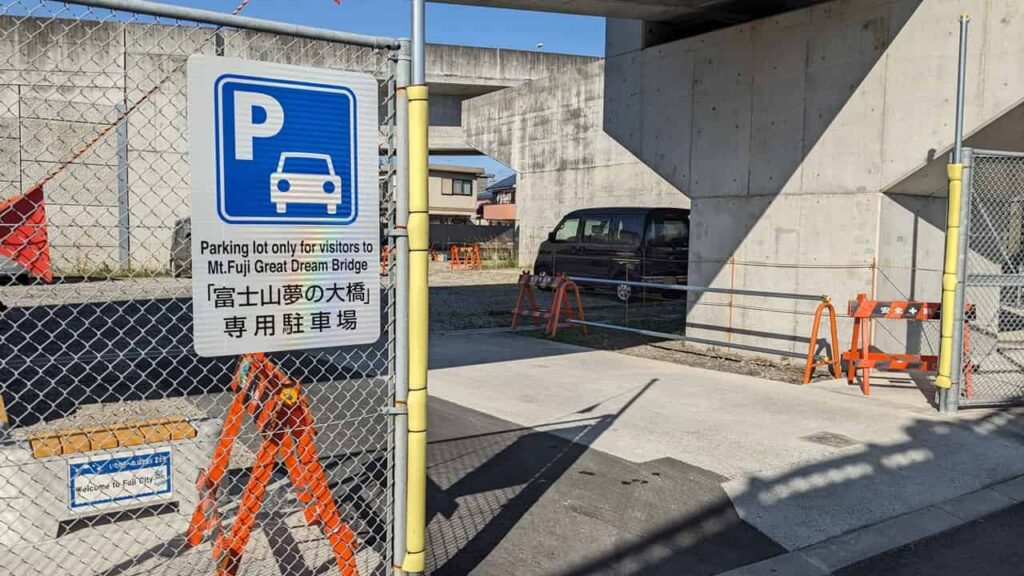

{"left": 190, "top": 57, "right": 380, "bottom": 357}
{"left": 215, "top": 75, "right": 358, "bottom": 225}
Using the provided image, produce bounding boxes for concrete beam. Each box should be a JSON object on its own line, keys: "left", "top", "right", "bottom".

{"left": 429, "top": 125, "right": 479, "bottom": 155}
{"left": 462, "top": 59, "right": 687, "bottom": 264}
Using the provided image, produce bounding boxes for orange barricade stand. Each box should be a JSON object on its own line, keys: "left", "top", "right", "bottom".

{"left": 449, "top": 243, "right": 482, "bottom": 271}
{"left": 380, "top": 245, "right": 390, "bottom": 276}
{"left": 842, "top": 294, "right": 974, "bottom": 396}
{"left": 187, "top": 353, "right": 360, "bottom": 576}
{"left": 511, "top": 272, "right": 586, "bottom": 337}
{"left": 802, "top": 297, "right": 841, "bottom": 384}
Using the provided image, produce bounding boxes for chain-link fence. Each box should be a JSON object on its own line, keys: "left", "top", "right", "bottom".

{"left": 961, "top": 148, "right": 1024, "bottom": 407}
{"left": 0, "top": 1, "right": 400, "bottom": 574}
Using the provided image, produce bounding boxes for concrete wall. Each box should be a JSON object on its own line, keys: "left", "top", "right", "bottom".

{"left": 601, "top": 0, "right": 1024, "bottom": 357}
{"left": 462, "top": 59, "right": 687, "bottom": 265}
{"left": 0, "top": 17, "right": 390, "bottom": 274}
{"left": 0, "top": 16, "right": 593, "bottom": 273}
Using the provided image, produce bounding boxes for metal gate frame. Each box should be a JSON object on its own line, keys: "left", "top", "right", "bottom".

{"left": 955, "top": 147, "right": 1024, "bottom": 409}
{"left": 0, "top": 1, "right": 408, "bottom": 574}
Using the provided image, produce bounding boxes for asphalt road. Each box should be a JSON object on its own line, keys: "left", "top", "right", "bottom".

{"left": 424, "top": 396, "right": 784, "bottom": 576}
{"left": 836, "top": 502, "right": 1024, "bottom": 576}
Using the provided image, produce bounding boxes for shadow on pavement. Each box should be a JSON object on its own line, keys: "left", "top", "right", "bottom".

{"left": 423, "top": 379, "right": 784, "bottom": 576}
{"left": 422, "top": 388, "right": 1024, "bottom": 576}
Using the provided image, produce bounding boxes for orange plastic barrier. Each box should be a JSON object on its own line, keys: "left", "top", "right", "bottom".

{"left": 380, "top": 245, "right": 390, "bottom": 276}
{"left": 802, "top": 298, "right": 841, "bottom": 384}
{"left": 449, "top": 243, "right": 482, "bottom": 271}
{"left": 842, "top": 293, "right": 974, "bottom": 396}
{"left": 187, "top": 353, "right": 360, "bottom": 576}
{"left": 511, "top": 272, "right": 586, "bottom": 337}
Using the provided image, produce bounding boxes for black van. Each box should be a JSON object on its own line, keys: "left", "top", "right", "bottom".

{"left": 532, "top": 207, "right": 690, "bottom": 301}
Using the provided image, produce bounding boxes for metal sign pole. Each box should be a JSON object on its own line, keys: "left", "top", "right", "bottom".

{"left": 392, "top": 38, "right": 411, "bottom": 573}
{"left": 937, "top": 14, "right": 970, "bottom": 413}
{"left": 402, "top": 0, "right": 429, "bottom": 574}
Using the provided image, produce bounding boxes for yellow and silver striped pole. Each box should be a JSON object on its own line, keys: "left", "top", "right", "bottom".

{"left": 402, "top": 0, "right": 429, "bottom": 573}
{"left": 936, "top": 14, "right": 970, "bottom": 413}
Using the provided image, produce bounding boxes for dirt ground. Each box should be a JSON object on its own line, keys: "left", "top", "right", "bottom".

{"left": 545, "top": 327, "right": 820, "bottom": 385}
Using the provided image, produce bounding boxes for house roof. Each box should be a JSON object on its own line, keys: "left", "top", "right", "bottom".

{"left": 487, "top": 173, "right": 516, "bottom": 192}
{"left": 428, "top": 163, "right": 486, "bottom": 175}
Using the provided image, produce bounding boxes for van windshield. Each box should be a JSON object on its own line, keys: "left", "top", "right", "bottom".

{"left": 553, "top": 217, "right": 580, "bottom": 242}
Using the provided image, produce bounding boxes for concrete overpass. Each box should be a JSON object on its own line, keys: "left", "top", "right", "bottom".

{"left": 425, "top": 44, "right": 597, "bottom": 154}
{"left": 458, "top": 0, "right": 1024, "bottom": 359}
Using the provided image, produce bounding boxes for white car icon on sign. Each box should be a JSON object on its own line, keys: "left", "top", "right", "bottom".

{"left": 269, "top": 152, "right": 343, "bottom": 214}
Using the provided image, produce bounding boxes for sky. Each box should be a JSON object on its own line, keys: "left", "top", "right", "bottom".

{"left": 165, "top": 0, "right": 606, "bottom": 56}
{"left": 152, "top": 0, "right": 605, "bottom": 182}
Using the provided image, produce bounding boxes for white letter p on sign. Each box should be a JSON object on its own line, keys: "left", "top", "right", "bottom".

{"left": 233, "top": 91, "right": 283, "bottom": 161}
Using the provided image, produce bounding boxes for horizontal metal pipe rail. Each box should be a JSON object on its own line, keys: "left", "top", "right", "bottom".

{"left": 64, "top": 0, "right": 402, "bottom": 49}
{"left": 567, "top": 275, "right": 826, "bottom": 302}
{"left": 565, "top": 319, "right": 808, "bottom": 359}
{"left": 564, "top": 276, "right": 828, "bottom": 359}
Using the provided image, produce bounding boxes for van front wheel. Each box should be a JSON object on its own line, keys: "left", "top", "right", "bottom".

{"left": 616, "top": 280, "right": 634, "bottom": 303}
{"left": 534, "top": 265, "right": 552, "bottom": 290}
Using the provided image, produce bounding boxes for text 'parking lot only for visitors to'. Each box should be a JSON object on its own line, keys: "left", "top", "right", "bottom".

{"left": 188, "top": 55, "right": 380, "bottom": 356}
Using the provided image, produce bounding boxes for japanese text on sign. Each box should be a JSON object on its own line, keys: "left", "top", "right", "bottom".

{"left": 188, "top": 56, "right": 380, "bottom": 356}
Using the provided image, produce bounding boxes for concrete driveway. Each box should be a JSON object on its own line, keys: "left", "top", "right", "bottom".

{"left": 424, "top": 331, "right": 1024, "bottom": 574}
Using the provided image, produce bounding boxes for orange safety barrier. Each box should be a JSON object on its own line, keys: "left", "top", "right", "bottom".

{"left": 802, "top": 297, "right": 841, "bottom": 384}
{"left": 842, "top": 294, "right": 974, "bottom": 396}
{"left": 510, "top": 272, "right": 586, "bottom": 337}
{"left": 380, "top": 245, "right": 390, "bottom": 276}
{"left": 449, "top": 243, "right": 482, "bottom": 271}
{"left": 187, "top": 353, "right": 360, "bottom": 576}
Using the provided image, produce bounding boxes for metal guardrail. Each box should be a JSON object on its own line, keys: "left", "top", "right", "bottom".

{"left": 565, "top": 318, "right": 808, "bottom": 359}
{"left": 566, "top": 275, "right": 829, "bottom": 360}
{"left": 567, "top": 275, "right": 826, "bottom": 302}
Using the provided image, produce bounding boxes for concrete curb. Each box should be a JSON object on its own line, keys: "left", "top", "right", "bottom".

{"left": 717, "top": 474, "right": 1024, "bottom": 576}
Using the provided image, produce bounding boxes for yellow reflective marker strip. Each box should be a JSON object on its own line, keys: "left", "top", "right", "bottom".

{"left": 29, "top": 417, "right": 197, "bottom": 459}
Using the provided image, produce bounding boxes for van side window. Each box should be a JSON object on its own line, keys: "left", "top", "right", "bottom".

{"left": 581, "top": 216, "right": 610, "bottom": 244}
{"left": 646, "top": 214, "right": 689, "bottom": 247}
{"left": 610, "top": 215, "right": 644, "bottom": 246}
{"left": 553, "top": 217, "right": 581, "bottom": 242}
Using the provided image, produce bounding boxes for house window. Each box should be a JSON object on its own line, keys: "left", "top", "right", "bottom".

{"left": 447, "top": 178, "right": 473, "bottom": 196}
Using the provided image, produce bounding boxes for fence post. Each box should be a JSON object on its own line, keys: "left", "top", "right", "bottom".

{"left": 116, "top": 102, "right": 129, "bottom": 270}
{"left": 937, "top": 14, "right": 970, "bottom": 412}
{"left": 402, "top": 0, "right": 429, "bottom": 573}
{"left": 392, "top": 38, "right": 411, "bottom": 574}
